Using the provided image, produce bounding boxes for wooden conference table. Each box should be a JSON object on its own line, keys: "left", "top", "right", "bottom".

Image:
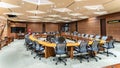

{"left": 29, "top": 35, "right": 80, "bottom": 59}
{"left": 29, "top": 35, "right": 104, "bottom": 59}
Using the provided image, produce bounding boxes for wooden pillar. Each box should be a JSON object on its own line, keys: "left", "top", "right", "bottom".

{"left": 100, "top": 18, "right": 106, "bottom": 36}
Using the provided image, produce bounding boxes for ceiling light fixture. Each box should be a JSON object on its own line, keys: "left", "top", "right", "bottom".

{"left": 69, "top": 13, "right": 82, "bottom": 16}
{"left": 23, "top": 0, "right": 53, "bottom": 5}
{"left": 28, "top": 16, "right": 42, "bottom": 18}
{"left": 26, "top": 10, "right": 45, "bottom": 14}
{"left": 53, "top": 8, "right": 72, "bottom": 12}
{"left": 94, "top": 11, "right": 107, "bottom": 15}
{"left": 3, "top": 12, "right": 23, "bottom": 15}
{"left": 0, "top": 2, "right": 19, "bottom": 8}
{"left": 84, "top": 5, "right": 104, "bottom": 10}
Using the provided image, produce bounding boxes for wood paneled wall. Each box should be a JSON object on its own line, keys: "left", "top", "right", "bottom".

{"left": 78, "top": 17, "right": 100, "bottom": 35}
{"left": 45, "top": 23, "right": 58, "bottom": 32}
{"left": 105, "top": 12, "right": 120, "bottom": 41}
{"left": 27, "top": 23, "right": 42, "bottom": 32}
{"left": 76, "top": 12, "right": 120, "bottom": 41}
{"left": 70, "top": 22, "right": 76, "bottom": 32}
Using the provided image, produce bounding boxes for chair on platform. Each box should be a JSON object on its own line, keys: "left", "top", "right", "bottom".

{"left": 88, "top": 40, "right": 101, "bottom": 62}
{"left": 84, "top": 34, "right": 89, "bottom": 38}
{"left": 74, "top": 40, "right": 89, "bottom": 63}
{"left": 89, "top": 34, "right": 94, "bottom": 38}
{"left": 101, "top": 36, "right": 108, "bottom": 41}
{"left": 95, "top": 35, "right": 101, "bottom": 41}
{"left": 54, "top": 36, "right": 67, "bottom": 65}
{"left": 102, "top": 39, "right": 117, "bottom": 57}
{"left": 33, "top": 41, "right": 44, "bottom": 60}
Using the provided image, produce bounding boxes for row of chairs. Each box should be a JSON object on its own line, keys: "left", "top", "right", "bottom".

{"left": 25, "top": 34, "right": 116, "bottom": 65}
{"left": 25, "top": 34, "right": 44, "bottom": 60}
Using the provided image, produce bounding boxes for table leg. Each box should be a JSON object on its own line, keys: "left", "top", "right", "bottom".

{"left": 45, "top": 46, "right": 48, "bottom": 58}
{"left": 70, "top": 46, "right": 73, "bottom": 59}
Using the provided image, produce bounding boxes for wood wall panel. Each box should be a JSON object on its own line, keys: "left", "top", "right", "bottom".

{"left": 27, "top": 23, "right": 42, "bottom": 32}
{"left": 45, "top": 23, "right": 58, "bottom": 32}
{"left": 78, "top": 17, "right": 100, "bottom": 35}
{"left": 70, "top": 22, "right": 76, "bottom": 32}
{"left": 105, "top": 12, "right": 120, "bottom": 41}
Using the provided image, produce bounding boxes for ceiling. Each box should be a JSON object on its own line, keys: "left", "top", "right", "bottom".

{"left": 0, "top": 0, "right": 120, "bottom": 23}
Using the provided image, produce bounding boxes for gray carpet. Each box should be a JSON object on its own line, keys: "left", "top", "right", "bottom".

{"left": 0, "top": 39, "right": 120, "bottom": 68}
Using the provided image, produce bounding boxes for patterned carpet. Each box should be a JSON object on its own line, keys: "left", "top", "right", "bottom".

{"left": 0, "top": 39, "right": 120, "bottom": 68}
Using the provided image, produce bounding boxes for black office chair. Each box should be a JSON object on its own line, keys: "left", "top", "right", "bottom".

{"left": 54, "top": 36, "right": 67, "bottom": 65}
{"left": 33, "top": 41, "right": 44, "bottom": 60}
{"left": 74, "top": 40, "right": 89, "bottom": 63}
{"left": 102, "top": 39, "right": 117, "bottom": 57}
{"left": 88, "top": 40, "right": 101, "bottom": 62}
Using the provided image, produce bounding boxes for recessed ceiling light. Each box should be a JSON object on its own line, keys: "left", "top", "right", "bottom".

{"left": 61, "top": 17, "right": 71, "bottom": 20}
{"left": 28, "top": 16, "right": 42, "bottom": 18}
{"left": 29, "top": 19, "right": 40, "bottom": 20}
{"left": 0, "top": 2, "right": 19, "bottom": 8}
{"left": 69, "top": 13, "right": 82, "bottom": 16}
{"left": 53, "top": 8, "right": 72, "bottom": 12}
{"left": 26, "top": 10, "right": 45, "bottom": 14}
{"left": 94, "top": 11, "right": 107, "bottom": 15}
{"left": 79, "top": 16, "right": 89, "bottom": 19}
{"left": 74, "top": 0, "right": 82, "bottom": 1}
{"left": 3, "top": 12, "right": 23, "bottom": 15}
{"left": 23, "top": 0, "right": 53, "bottom": 5}
{"left": 48, "top": 15, "right": 61, "bottom": 17}
{"left": 84, "top": 5, "right": 104, "bottom": 10}
{"left": 71, "top": 19, "right": 78, "bottom": 21}
{"left": 45, "top": 18, "right": 54, "bottom": 20}
{"left": 17, "top": 20, "right": 27, "bottom": 21}
{"left": 64, "top": 21, "right": 71, "bottom": 23}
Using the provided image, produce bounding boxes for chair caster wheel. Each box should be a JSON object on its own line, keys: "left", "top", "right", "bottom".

{"left": 53, "top": 59, "right": 55, "bottom": 61}
{"left": 55, "top": 63, "right": 57, "bottom": 65}
{"left": 99, "top": 58, "right": 101, "bottom": 60}
{"left": 114, "top": 55, "right": 117, "bottom": 57}
{"left": 87, "top": 60, "right": 89, "bottom": 62}
{"left": 33, "top": 57, "right": 35, "bottom": 59}
{"left": 39, "top": 58, "right": 41, "bottom": 60}
{"left": 64, "top": 63, "right": 66, "bottom": 65}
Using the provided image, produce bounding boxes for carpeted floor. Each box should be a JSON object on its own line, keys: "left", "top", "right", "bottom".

{"left": 0, "top": 39, "right": 120, "bottom": 68}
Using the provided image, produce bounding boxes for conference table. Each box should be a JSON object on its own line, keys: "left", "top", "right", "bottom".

{"left": 29, "top": 35, "right": 105, "bottom": 59}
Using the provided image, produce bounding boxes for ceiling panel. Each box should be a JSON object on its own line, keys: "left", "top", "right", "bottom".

{"left": 0, "top": 0, "right": 119, "bottom": 23}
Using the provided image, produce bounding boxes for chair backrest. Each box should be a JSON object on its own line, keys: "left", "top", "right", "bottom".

{"left": 108, "top": 39, "right": 115, "bottom": 48}
{"left": 91, "top": 40, "right": 99, "bottom": 51}
{"left": 55, "top": 37, "right": 67, "bottom": 54}
{"left": 35, "top": 41, "right": 44, "bottom": 51}
{"left": 77, "top": 33, "right": 81, "bottom": 37}
{"left": 84, "top": 34, "right": 89, "bottom": 38}
{"left": 101, "top": 36, "right": 108, "bottom": 41}
{"left": 89, "top": 34, "right": 94, "bottom": 38}
{"left": 78, "top": 41, "right": 88, "bottom": 53}
{"left": 95, "top": 35, "right": 100, "bottom": 39}
{"left": 81, "top": 34, "right": 85, "bottom": 37}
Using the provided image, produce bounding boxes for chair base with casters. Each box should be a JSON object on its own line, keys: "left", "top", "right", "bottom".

{"left": 33, "top": 49, "right": 44, "bottom": 60}
{"left": 101, "top": 49, "right": 117, "bottom": 57}
{"left": 88, "top": 51, "right": 101, "bottom": 62}
{"left": 79, "top": 54, "right": 89, "bottom": 63}
{"left": 53, "top": 55, "right": 67, "bottom": 65}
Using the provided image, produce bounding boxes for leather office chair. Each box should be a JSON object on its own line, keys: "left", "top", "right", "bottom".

{"left": 101, "top": 36, "right": 108, "bottom": 41}
{"left": 54, "top": 36, "right": 67, "bottom": 65}
{"left": 95, "top": 35, "right": 100, "bottom": 41}
{"left": 102, "top": 39, "right": 117, "bottom": 57}
{"left": 84, "top": 34, "right": 89, "bottom": 38}
{"left": 88, "top": 40, "right": 101, "bottom": 62}
{"left": 89, "top": 34, "right": 94, "bottom": 38}
{"left": 33, "top": 41, "right": 44, "bottom": 60}
{"left": 75, "top": 40, "right": 89, "bottom": 63}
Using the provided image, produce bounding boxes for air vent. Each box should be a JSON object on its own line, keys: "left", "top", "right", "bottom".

{"left": 7, "top": 14, "right": 17, "bottom": 18}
